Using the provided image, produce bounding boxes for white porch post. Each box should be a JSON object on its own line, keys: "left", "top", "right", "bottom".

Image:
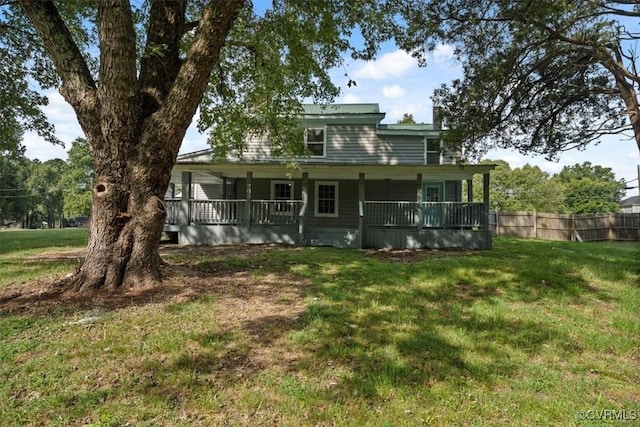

{"left": 483, "top": 172, "right": 490, "bottom": 232}
{"left": 222, "top": 177, "right": 227, "bottom": 199}
{"left": 416, "top": 173, "right": 423, "bottom": 229}
{"left": 358, "top": 172, "right": 365, "bottom": 248}
{"left": 299, "top": 172, "right": 308, "bottom": 245}
{"left": 180, "top": 171, "right": 191, "bottom": 225}
{"left": 245, "top": 171, "right": 252, "bottom": 225}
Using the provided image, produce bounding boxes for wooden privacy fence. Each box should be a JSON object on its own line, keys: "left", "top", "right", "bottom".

{"left": 489, "top": 210, "right": 640, "bottom": 242}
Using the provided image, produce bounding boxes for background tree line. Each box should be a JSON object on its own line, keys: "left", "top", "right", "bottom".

{"left": 0, "top": 138, "right": 92, "bottom": 228}
{"left": 471, "top": 160, "right": 627, "bottom": 214}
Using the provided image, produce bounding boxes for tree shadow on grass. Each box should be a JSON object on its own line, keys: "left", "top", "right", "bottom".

{"left": 1, "top": 241, "right": 637, "bottom": 424}
{"left": 282, "top": 241, "right": 636, "bottom": 401}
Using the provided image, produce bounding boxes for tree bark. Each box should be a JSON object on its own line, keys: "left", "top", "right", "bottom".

{"left": 601, "top": 44, "right": 640, "bottom": 152}
{"left": 21, "top": 0, "right": 245, "bottom": 292}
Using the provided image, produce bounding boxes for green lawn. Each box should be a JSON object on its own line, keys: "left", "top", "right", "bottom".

{"left": 0, "top": 228, "right": 88, "bottom": 288}
{"left": 1, "top": 234, "right": 639, "bottom": 426}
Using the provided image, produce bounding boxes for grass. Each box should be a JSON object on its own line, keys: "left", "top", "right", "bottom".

{"left": 1, "top": 232, "right": 639, "bottom": 426}
{"left": 0, "top": 229, "right": 88, "bottom": 288}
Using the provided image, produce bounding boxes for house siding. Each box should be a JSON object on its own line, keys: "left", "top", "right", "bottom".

{"left": 365, "top": 180, "right": 417, "bottom": 201}
{"left": 445, "top": 181, "right": 461, "bottom": 202}
{"left": 308, "top": 179, "right": 359, "bottom": 228}
{"left": 235, "top": 178, "right": 302, "bottom": 200}
{"left": 326, "top": 125, "right": 424, "bottom": 164}
{"left": 193, "top": 183, "right": 221, "bottom": 200}
{"left": 235, "top": 124, "right": 456, "bottom": 165}
{"left": 233, "top": 178, "right": 461, "bottom": 204}
{"left": 237, "top": 135, "right": 273, "bottom": 160}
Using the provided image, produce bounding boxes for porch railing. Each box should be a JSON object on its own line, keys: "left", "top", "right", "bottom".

{"left": 191, "top": 199, "right": 246, "bottom": 224}
{"left": 165, "top": 198, "right": 181, "bottom": 224}
{"left": 166, "top": 199, "right": 303, "bottom": 225}
{"left": 251, "top": 200, "right": 303, "bottom": 225}
{"left": 166, "top": 199, "right": 484, "bottom": 229}
{"left": 365, "top": 201, "right": 485, "bottom": 228}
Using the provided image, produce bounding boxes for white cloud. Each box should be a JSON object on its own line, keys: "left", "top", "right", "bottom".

{"left": 628, "top": 149, "right": 639, "bottom": 160}
{"left": 431, "top": 44, "right": 455, "bottom": 64}
{"left": 353, "top": 49, "right": 418, "bottom": 80}
{"left": 381, "top": 85, "right": 406, "bottom": 99}
{"left": 22, "top": 131, "right": 68, "bottom": 161}
{"left": 22, "top": 90, "right": 85, "bottom": 161}
{"left": 341, "top": 93, "right": 362, "bottom": 104}
{"left": 386, "top": 104, "right": 428, "bottom": 123}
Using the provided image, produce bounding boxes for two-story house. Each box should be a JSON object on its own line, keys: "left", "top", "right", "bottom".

{"left": 164, "top": 104, "right": 495, "bottom": 249}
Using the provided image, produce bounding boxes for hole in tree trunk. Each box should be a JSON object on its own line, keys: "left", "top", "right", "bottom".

{"left": 95, "top": 183, "right": 107, "bottom": 193}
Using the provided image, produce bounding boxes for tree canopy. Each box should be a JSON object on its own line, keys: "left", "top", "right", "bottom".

{"left": 472, "top": 160, "right": 565, "bottom": 212}
{"left": 473, "top": 159, "right": 626, "bottom": 214}
{"left": 60, "top": 137, "right": 93, "bottom": 218}
{"left": 4, "top": 0, "right": 636, "bottom": 291}
{"left": 0, "top": 0, "right": 404, "bottom": 290}
{"left": 397, "top": 113, "right": 417, "bottom": 124}
{"left": 556, "top": 161, "right": 627, "bottom": 213}
{"left": 392, "top": 0, "right": 640, "bottom": 159}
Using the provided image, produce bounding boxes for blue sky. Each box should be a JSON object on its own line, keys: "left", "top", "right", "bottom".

{"left": 22, "top": 42, "right": 640, "bottom": 198}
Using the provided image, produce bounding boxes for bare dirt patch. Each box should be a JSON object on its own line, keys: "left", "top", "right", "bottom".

{"left": 1, "top": 245, "right": 314, "bottom": 395}
{"left": 0, "top": 244, "right": 466, "bottom": 317}
{"left": 0, "top": 245, "right": 309, "bottom": 320}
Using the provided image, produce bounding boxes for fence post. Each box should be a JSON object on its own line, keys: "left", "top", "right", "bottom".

{"left": 608, "top": 213, "right": 614, "bottom": 241}
{"left": 532, "top": 210, "right": 537, "bottom": 239}
{"left": 571, "top": 213, "right": 575, "bottom": 242}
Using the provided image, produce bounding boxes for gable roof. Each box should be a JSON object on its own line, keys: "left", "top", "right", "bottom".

{"left": 620, "top": 195, "right": 640, "bottom": 207}
{"left": 302, "top": 103, "right": 381, "bottom": 115}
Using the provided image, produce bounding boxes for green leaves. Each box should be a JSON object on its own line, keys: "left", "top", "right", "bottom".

{"left": 556, "top": 162, "right": 626, "bottom": 214}
{"left": 473, "top": 159, "right": 626, "bottom": 214}
{"left": 60, "top": 138, "right": 93, "bottom": 218}
{"left": 199, "top": 0, "right": 399, "bottom": 159}
{"left": 404, "top": 0, "right": 639, "bottom": 158}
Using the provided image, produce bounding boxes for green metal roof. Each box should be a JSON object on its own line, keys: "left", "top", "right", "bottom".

{"left": 378, "top": 123, "right": 434, "bottom": 131}
{"left": 302, "top": 103, "right": 381, "bottom": 115}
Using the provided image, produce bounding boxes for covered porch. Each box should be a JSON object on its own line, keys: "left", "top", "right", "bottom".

{"left": 163, "top": 163, "right": 494, "bottom": 249}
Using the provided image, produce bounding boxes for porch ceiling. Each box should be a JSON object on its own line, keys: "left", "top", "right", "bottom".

{"left": 171, "top": 162, "right": 495, "bottom": 181}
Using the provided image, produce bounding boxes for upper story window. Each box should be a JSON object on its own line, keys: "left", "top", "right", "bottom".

{"left": 305, "top": 128, "right": 326, "bottom": 157}
{"left": 426, "top": 139, "right": 441, "bottom": 165}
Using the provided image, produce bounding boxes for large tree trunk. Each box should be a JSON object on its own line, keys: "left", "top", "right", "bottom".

{"left": 21, "top": 0, "right": 245, "bottom": 292}
{"left": 74, "top": 158, "right": 169, "bottom": 292}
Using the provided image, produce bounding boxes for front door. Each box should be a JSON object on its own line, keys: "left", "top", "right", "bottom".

{"left": 422, "top": 182, "right": 444, "bottom": 227}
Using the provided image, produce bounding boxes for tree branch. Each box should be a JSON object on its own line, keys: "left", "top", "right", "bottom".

{"left": 148, "top": 0, "right": 245, "bottom": 160}
{"left": 18, "top": 0, "right": 99, "bottom": 140}
{"left": 138, "top": 0, "right": 186, "bottom": 118}
{"left": 97, "top": 0, "right": 138, "bottom": 147}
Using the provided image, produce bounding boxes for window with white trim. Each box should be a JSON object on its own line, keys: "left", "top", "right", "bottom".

{"left": 426, "top": 139, "right": 441, "bottom": 165}
{"left": 314, "top": 181, "right": 338, "bottom": 217}
{"left": 305, "top": 128, "right": 326, "bottom": 157}
{"left": 271, "top": 180, "right": 295, "bottom": 215}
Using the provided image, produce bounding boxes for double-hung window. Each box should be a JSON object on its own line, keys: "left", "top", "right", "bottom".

{"left": 426, "top": 139, "right": 441, "bottom": 165}
{"left": 314, "top": 181, "right": 338, "bottom": 217}
{"left": 271, "top": 181, "right": 294, "bottom": 215}
{"left": 305, "top": 127, "right": 326, "bottom": 157}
